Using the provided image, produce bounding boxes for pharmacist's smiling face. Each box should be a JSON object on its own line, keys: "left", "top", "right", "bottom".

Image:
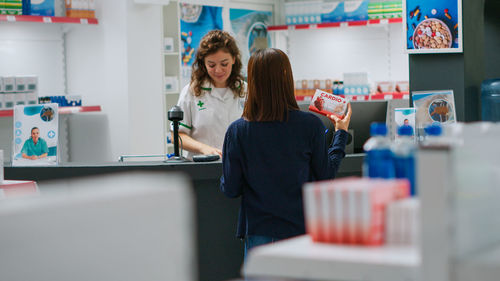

{"left": 31, "top": 128, "right": 40, "bottom": 144}
{"left": 204, "top": 50, "right": 235, "bottom": 88}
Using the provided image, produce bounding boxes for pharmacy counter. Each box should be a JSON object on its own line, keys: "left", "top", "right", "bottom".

{"left": 4, "top": 153, "right": 364, "bottom": 281}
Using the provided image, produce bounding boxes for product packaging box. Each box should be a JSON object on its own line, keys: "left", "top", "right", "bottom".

{"left": 395, "top": 81, "right": 409, "bottom": 93}
{"left": 22, "top": 0, "right": 30, "bottom": 14}
{"left": 320, "top": 1, "right": 345, "bottom": 23}
{"left": 30, "top": 0, "right": 54, "bottom": 16}
{"left": 376, "top": 81, "right": 394, "bottom": 94}
{"left": 344, "top": 0, "right": 369, "bottom": 21}
{"left": 66, "top": 95, "right": 81, "bottom": 106}
{"left": 25, "top": 91, "right": 38, "bottom": 105}
{"left": 3, "top": 93, "right": 15, "bottom": 108}
{"left": 25, "top": 75, "right": 38, "bottom": 92}
{"left": 368, "top": 1, "right": 384, "bottom": 19}
{"left": 385, "top": 198, "right": 419, "bottom": 246}
{"left": 4, "top": 0, "right": 22, "bottom": 15}
{"left": 382, "top": 0, "right": 402, "bottom": 19}
{"left": 164, "top": 37, "right": 175, "bottom": 52}
{"left": 3, "top": 77, "right": 16, "bottom": 92}
{"left": 164, "top": 76, "right": 178, "bottom": 92}
{"left": 343, "top": 72, "right": 370, "bottom": 95}
{"left": 88, "top": 0, "right": 95, "bottom": 18}
{"left": 304, "top": 177, "right": 410, "bottom": 245}
{"left": 80, "top": 0, "right": 88, "bottom": 17}
{"left": 309, "top": 89, "right": 349, "bottom": 119}
{"left": 15, "top": 92, "right": 26, "bottom": 106}
{"left": 66, "top": 0, "right": 86, "bottom": 18}
{"left": 15, "top": 76, "right": 26, "bottom": 92}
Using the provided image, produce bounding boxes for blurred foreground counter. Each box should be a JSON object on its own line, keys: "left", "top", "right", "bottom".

{"left": 4, "top": 153, "right": 363, "bottom": 281}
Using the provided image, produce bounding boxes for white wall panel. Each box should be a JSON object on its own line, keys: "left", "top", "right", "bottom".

{"left": 126, "top": 1, "right": 164, "bottom": 155}
{"left": 0, "top": 23, "right": 65, "bottom": 95}
{"left": 65, "top": 0, "right": 129, "bottom": 161}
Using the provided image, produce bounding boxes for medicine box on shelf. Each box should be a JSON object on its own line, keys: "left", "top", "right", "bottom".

{"left": 3, "top": 77, "right": 15, "bottom": 92}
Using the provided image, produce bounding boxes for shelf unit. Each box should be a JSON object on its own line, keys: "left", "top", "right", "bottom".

{"left": 268, "top": 17, "right": 402, "bottom": 31}
{"left": 161, "top": 1, "right": 182, "bottom": 154}
{"left": 271, "top": 15, "right": 408, "bottom": 97}
{"left": 0, "top": 15, "right": 98, "bottom": 24}
{"left": 0, "top": 106, "right": 101, "bottom": 118}
{"left": 295, "top": 92, "right": 409, "bottom": 102}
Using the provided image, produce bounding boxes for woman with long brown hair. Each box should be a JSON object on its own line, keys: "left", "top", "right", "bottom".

{"left": 176, "top": 30, "right": 246, "bottom": 159}
{"left": 220, "top": 48, "right": 352, "bottom": 254}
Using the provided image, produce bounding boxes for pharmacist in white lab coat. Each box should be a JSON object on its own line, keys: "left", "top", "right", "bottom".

{"left": 175, "top": 30, "right": 246, "bottom": 159}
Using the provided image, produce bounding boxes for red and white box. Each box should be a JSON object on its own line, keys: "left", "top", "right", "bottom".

{"left": 309, "top": 89, "right": 349, "bottom": 119}
{"left": 303, "top": 177, "right": 410, "bottom": 246}
{"left": 0, "top": 180, "right": 39, "bottom": 198}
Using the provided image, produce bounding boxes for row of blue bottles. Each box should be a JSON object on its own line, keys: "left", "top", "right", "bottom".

{"left": 363, "top": 123, "right": 443, "bottom": 196}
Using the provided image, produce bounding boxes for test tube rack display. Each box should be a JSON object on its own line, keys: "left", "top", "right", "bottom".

{"left": 0, "top": 76, "right": 38, "bottom": 109}
{"left": 303, "top": 177, "right": 411, "bottom": 246}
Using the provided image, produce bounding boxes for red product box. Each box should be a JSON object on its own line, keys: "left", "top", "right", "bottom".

{"left": 309, "top": 89, "right": 349, "bottom": 119}
{"left": 0, "top": 180, "right": 39, "bottom": 198}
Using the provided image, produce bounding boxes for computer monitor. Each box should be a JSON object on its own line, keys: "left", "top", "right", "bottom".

{"left": 349, "top": 100, "right": 388, "bottom": 153}
{"left": 298, "top": 100, "right": 388, "bottom": 153}
{"left": 0, "top": 171, "right": 195, "bottom": 281}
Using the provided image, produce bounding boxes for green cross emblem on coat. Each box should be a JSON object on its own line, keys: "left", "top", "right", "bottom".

{"left": 197, "top": 100, "right": 204, "bottom": 108}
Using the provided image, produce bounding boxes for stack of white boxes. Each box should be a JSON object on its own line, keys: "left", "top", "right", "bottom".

{"left": 0, "top": 75, "right": 38, "bottom": 110}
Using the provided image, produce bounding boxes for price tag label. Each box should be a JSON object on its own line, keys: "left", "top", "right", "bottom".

{"left": 80, "top": 18, "right": 88, "bottom": 24}
{"left": 357, "top": 95, "right": 366, "bottom": 101}
{"left": 43, "top": 17, "right": 52, "bottom": 23}
{"left": 380, "top": 19, "right": 389, "bottom": 25}
{"left": 340, "top": 22, "right": 348, "bottom": 27}
{"left": 384, "top": 94, "right": 393, "bottom": 100}
{"left": 6, "top": 15, "right": 16, "bottom": 22}
{"left": 310, "top": 24, "right": 318, "bottom": 29}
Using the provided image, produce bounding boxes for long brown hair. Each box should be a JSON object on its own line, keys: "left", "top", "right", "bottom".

{"left": 191, "top": 30, "right": 244, "bottom": 97}
{"left": 243, "top": 48, "right": 299, "bottom": 122}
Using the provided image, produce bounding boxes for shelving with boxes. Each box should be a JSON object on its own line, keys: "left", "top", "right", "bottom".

{"left": 272, "top": 0, "right": 408, "bottom": 103}
{"left": 0, "top": 10, "right": 102, "bottom": 163}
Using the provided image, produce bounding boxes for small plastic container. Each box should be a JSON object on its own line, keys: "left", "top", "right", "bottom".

{"left": 481, "top": 78, "right": 500, "bottom": 121}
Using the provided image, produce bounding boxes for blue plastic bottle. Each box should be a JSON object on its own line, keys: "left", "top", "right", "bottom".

{"left": 392, "top": 125, "right": 417, "bottom": 196}
{"left": 363, "top": 123, "right": 395, "bottom": 178}
{"left": 481, "top": 78, "right": 500, "bottom": 121}
{"left": 422, "top": 124, "right": 444, "bottom": 146}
